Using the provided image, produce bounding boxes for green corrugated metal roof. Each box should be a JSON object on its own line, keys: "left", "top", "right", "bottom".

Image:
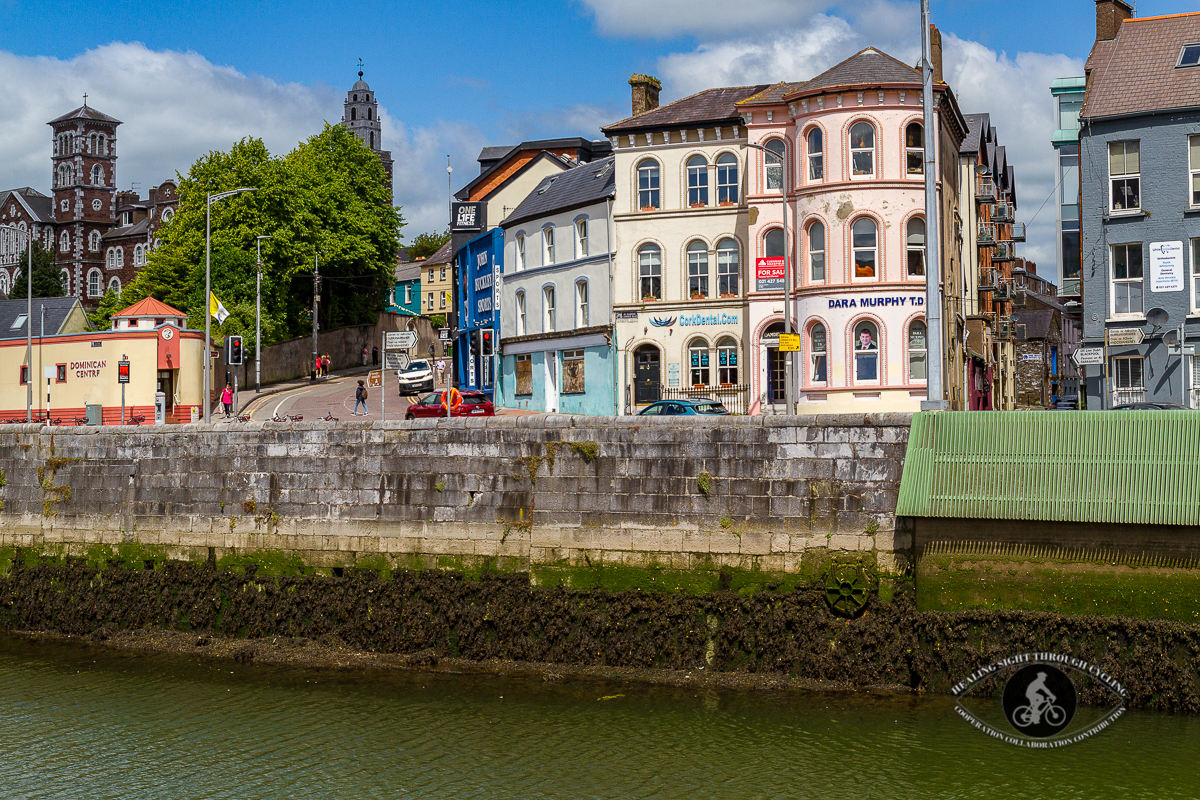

{"left": 896, "top": 411, "right": 1200, "bottom": 525}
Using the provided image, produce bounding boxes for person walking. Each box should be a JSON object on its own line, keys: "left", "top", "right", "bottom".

{"left": 435, "top": 357, "right": 446, "bottom": 385}
{"left": 315, "top": 354, "right": 323, "bottom": 379}
{"left": 220, "top": 383, "right": 234, "bottom": 418}
{"left": 362, "top": 345, "right": 369, "bottom": 367}
{"left": 371, "top": 345, "right": 379, "bottom": 366}
{"left": 353, "top": 380, "right": 368, "bottom": 416}
{"left": 322, "top": 353, "right": 331, "bottom": 377}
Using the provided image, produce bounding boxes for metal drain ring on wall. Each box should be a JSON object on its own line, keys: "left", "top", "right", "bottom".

{"left": 825, "top": 563, "right": 870, "bottom": 616}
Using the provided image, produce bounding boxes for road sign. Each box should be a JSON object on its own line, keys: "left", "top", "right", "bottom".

{"left": 778, "top": 333, "right": 802, "bottom": 352}
{"left": 438, "top": 327, "right": 450, "bottom": 341}
{"left": 384, "top": 352, "right": 409, "bottom": 371}
{"left": 118, "top": 360, "right": 130, "bottom": 384}
{"left": 367, "top": 370, "right": 382, "bottom": 388}
{"left": 1107, "top": 328, "right": 1144, "bottom": 346}
{"left": 1072, "top": 347, "right": 1104, "bottom": 366}
{"left": 1168, "top": 346, "right": 1196, "bottom": 356}
{"left": 386, "top": 331, "right": 417, "bottom": 349}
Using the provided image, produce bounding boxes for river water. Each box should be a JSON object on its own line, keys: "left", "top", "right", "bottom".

{"left": 0, "top": 635, "right": 1196, "bottom": 799}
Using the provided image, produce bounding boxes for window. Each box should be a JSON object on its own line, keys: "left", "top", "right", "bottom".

{"left": 716, "top": 239, "right": 739, "bottom": 297}
{"left": 440, "top": 267, "right": 446, "bottom": 281}
{"left": 806, "top": 128, "right": 823, "bottom": 181}
{"left": 638, "top": 244, "right": 661, "bottom": 300}
{"left": 907, "top": 218, "right": 926, "bottom": 277}
{"left": 108, "top": 276, "right": 121, "bottom": 294}
{"left": 853, "top": 320, "right": 880, "bottom": 383}
{"left": 688, "top": 339, "right": 710, "bottom": 386}
{"left": 1109, "top": 140, "right": 1140, "bottom": 211}
{"left": 764, "top": 139, "right": 785, "bottom": 191}
{"left": 810, "top": 324, "right": 827, "bottom": 383}
{"left": 575, "top": 218, "right": 588, "bottom": 257}
{"left": 543, "top": 286, "right": 556, "bottom": 331}
{"left": 60, "top": 231, "right": 69, "bottom": 252}
{"left": 129, "top": 318, "right": 139, "bottom": 328}
{"left": 404, "top": 284, "right": 412, "bottom": 305}
{"left": 428, "top": 269, "right": 434, "bottom": 282}
{"left": 850, "top": 122, "right": 875, "bottom": 177}
{"left": 19, "top": 365, "right": 28, "bottom": 385}
{"left": 351, "top": 108, "right": 356, "bottom": 121}
{"left": 98, "top": 135, "right": 106, "bottom": 155}
{"left": 764, "top": 228, "right": 785, "bottom": 259}
{"left": 908, "top": 320, "right": 927, "bottom": 382}
{"left": 852, "top": 218, "right": 878, "bottom": 279}
{"left": 367, "top": 108, "right": 373, "bottom": 121}
{"left": 906, "top": 123, "right": 924, "bottom": 175}
{"left": 687, "top": 155, "right": 709, "bottom": 206}
{"left": 1058, "top": 99, "right": 1082, "bottom": 133}
{"left": 516, "top": 291, "right": 527, "bottom": 335}
{"left": 1190, "top": 135, "right": 1200, "bottom": 206}
{"left": 516, "top": 234, "right": 526, "bottom": 271}
{"left": 440, "top": 291, "right": 447, "bottom": 309}
{"left": 515, "top": 354, "right": 532, "bottom": 395}
{"left": 1114, "top": 356, "right": 1144, "bottom": 398}
{"left": 1178, "top": 43, "right": 1200, "bottom": 68}
{"left": 1193, "top": 240, "right": 1200, "bottom": 311}
{"left": 717, "top": 337, "right": 738, "bottom": 385}
{"left": 637, "top": 160, "right": 660, "bottom": 210}
{"left": 427, "top": 292, "right": 434, "bottom": 311}
{"left": 116, "top": 246, "right": 123, "bottom": 265}
{"left": 562, "top": 349, "right": 585, "bottom": 394}
{"left": 542, "top": 226, "right": 555, "bottom": 265}
{"left": 1111, "top": 243, "right": 1143, "bottom": 316}
{"left": 133, "top": 244, "right": 145, "bottom": 267}
{"left": 808, "top": 221, "right": 826, "bottom": 282}
{"left": 56, "top": 364, "right": 66, "bottom": 383}
{"left": 60, "top": 270, "right": 69, "bottom": 294}
{"left": 575, "top": 280, "right": 588, "bottom": 327}
{"left": 87, "top": 268, "right": 102, "bottom": 297}
{"left": 687, "top": 240, "right": 709, "bottom": 299}
{"left": 88, "top": 231, "right": 100, "bottom": 252}
{"left": 0, "top": 272, "right": 7, "bottom": 296}
{"left": 160, "top": 207, "right": 172, "bottom": 223}
{"left": 91, "top": 164, "right": 103, "bottom": 186}
{"left": 716, "top": 153, "right": 738, "bottom": 204}
{"left": 10, "top": 313, "right": 26, "bottom": 331}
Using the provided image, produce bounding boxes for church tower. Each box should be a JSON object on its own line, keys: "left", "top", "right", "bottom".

{"left": 342, "top": 70, "right": 394, "bottom": 197}
{"left": 47, "top": 100, "right": 120, "bottom": 301}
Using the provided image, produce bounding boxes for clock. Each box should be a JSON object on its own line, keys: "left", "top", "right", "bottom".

{"left": 161, "top": 327, "right": 175, "bottom": 340}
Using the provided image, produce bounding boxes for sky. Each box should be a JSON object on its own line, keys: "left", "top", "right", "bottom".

{"left": 1, "top": 0, "right": 1196, "bottom": 281}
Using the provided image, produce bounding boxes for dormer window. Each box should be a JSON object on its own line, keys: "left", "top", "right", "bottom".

{"left": 1178, "top": 43, "right": 1200, "bottom": 68}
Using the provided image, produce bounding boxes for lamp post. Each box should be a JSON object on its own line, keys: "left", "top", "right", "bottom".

{"left": 204, "top": 187, "right": 257, "bottom": 423}
{"left": 920, "top": 0, "right": 947, "bottom": 410}
{"left": 745, "top": 140, "right": 794, "bottom": 414}
{"left": 254, "top": 235, "right": 272, "bottom": 393}
{"left": 4, "top": 226, "right": 36, "bottom": 421}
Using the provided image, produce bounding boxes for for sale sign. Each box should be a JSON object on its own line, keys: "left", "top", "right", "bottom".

{"left": 755, "top": 257, "right": 785, "bottom": 292}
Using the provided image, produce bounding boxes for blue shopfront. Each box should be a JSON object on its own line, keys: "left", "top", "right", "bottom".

{"left": 455, "top": 228, "right": 502, "bottom": 396}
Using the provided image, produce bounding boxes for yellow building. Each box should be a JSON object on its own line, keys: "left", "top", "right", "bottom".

{"left": 420, "top": 240, "right": 455, "bottom": 317}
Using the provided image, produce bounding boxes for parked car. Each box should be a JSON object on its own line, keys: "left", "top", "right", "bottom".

{"left": 397, "top": 360, "right": 434, "bottom": 395}
{"left": 1111, "top": 402, "right": 1191, "bottom": 410}
{"left": 638, "top": 398, "right": 730, "bottom": 416}
{"left": 405, "top": 390, "right": 495, "bottom": 419}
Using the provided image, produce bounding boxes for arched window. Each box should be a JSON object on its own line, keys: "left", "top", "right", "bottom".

{"left": 88, "top": 231, "right": 100, "bottom": 252}
{"left": 367, "top": 107, "right": 373, "bottom": 120}
{"left": 806, "top": 128, "right": 824, "bottom": 180}
{"left": 543, "top": 286, "right": 556, "bottom": 332}
{"left": 575, "top": 279, "right": 589, "bottom": 327}
{"left": 161, "top": 208, "right": 173, "bottom": 224}
{"left": 907, "top": 218, "right": 926, "bottom": 277}
{"left": 542, "top": 226, "right": 555, "bottom": 265}
{"left": 853, "top": 320, "right": 880, "bottom": 383}
{"left": 852, "top": 218, "right": 878, "bottom": 279}
{"left": 106, "top": 248, "right": 115, "bottom": 269}
{"left": 717, "top": 336, "right": 739, "bottom": 385}
{"left": 716, "top": 153, "right": 738, "bottom": 204}
{"left": 98, "top": 135, "right": 106, "bottom": 155}
{"left": 60, "top": 269, "right": 70, "bottom": 294}
{"left": 353, "top": 94, "right": 358, "bottom": 101}
{"left": 516, "top": 291, "right": 526, "bottom": 335}
{"left": 59, "top": 231, "right": 70, "bottom": 252}
{"left": 108, "top": 276, "right": 122, "bottom": 295}
{"left": 810, "top": 323, "right": 828, "bottom": 383}
{"left": 350, "top": 108, "right": 357, "bottom": 120}
{"left": 687, "top": 155, "right": 709, "bottom": 207}
{"left": 133, "top": 244, "right": 145, "bottom": 267}
{"left": 687, "top": 240, "right": 709, "bottom": 299}
{"left": 57, "top": 164, "right": 71, "bottom": 187}
{"left": 0, "top": 270, "right": 8, "bottom": 296}
{"left": 92, "top": 164, "right": 103, "bottom": 186}
{"left": 88, "top": 134, "right": 96, "bottom": 153}
{"left": 716, "top": 238, "right": 739, "bottom": 297}
{"left": 688, "top": 338, "right": 710, "bottom": 386}
{"left": 808, "top": 221, "right": 826, "bottom": 282}
{"left": 908, "top": 320, "right": 927, "bottom": 382}
{"left": 515, "top": 233, "right": 526, "bottom": 271}
{"left": 764, "top": 138, "right": 785, "bottom": 190}
{"left": 638, "top": 244, "right": 661, "bottom": 300}
{"left": 906, "top": 122, "right": 924, "bottom": 175}
{"left": 369, "top": 132, "right": 375, "bottom": 149}
{"left": 575, "top": 218, "right": 588, "bottom": 258}
{"left": 116, "top": 246, "right": 124, "bottom": 266}
{"left": 87, "top": 268, "right": 102, "bottom": 298}
{"left": 764, "top": 228, "right": 785, "bottom": 258}
{"left": 637, "top": 160, "right": 660, "bottom": 210}
{"left": 850, "top": 122, "right": 875, "bottom": 177}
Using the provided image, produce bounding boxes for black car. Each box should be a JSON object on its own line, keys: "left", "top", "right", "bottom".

{"left": 1111, "top": 402, "right": 1192, "bottom": 410}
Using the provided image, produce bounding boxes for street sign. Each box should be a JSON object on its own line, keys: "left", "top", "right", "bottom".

{"left": 1168, "top": 346, "right": 1196, "bottom": 356}
{"left": 778, "top": 333, "right": 802, "bottom": 352}
{"left": 1107, "top": 328, "right": 1144, "bottom": 346}
{"left": 118, "top": 360, "right": 130, "bottom": 384}
{"left": 387, "top": 330, "right": 417, "bottom": 349}
{"left": 367, "top": 370, "right": 382, "bottom": 388}
{"left": 1072, "top": 347, "right": 1104, "bottom": 366}
{"left": 438, "top": 328, "right": 450, "bottom": 341}
{"left": 384, "top": 352, "right": 409, "bottom": 371}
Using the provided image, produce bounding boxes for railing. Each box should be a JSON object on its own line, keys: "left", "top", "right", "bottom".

{"left": 975, "top": 178, "right": 997, "bottom": 203}
{"left": 993, "top": 241, "right": 1016, "bottom": 261}
{"left": 992, "top": 202, "right": 1014, "bottom": 223}
{"left": 660, "top": 384, "right": 751, "bottom": 415}
{"left": 1060, "top": 277, "right": 1081, "bottom": 297}
{"left": 979, "top": 269, "right": 997, "bottom": 290}
{"left": 1008, "top": 222, "right": 1026, "bottom": 242}
{"left": 977, "top": 223, "right": 996, "bottom": 245}
{"left": 1111, "top": 389, "right": 1146, "bottom": 406}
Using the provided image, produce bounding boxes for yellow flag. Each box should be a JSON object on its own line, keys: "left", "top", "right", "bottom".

{"left": 209, "top": 293, "right": 230, "bottom": 324}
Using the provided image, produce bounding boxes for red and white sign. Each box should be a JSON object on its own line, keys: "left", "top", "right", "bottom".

{"left": 755, "top": 257, "right": 785, "bottom": 292}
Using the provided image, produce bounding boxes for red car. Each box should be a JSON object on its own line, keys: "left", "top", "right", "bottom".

{"left": 405, "top": 390, "right": 495, "bottom": 419}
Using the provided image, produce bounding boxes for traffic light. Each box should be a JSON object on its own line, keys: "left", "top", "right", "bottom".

{"left": 481, "top": 328, "right": 494, "bottom": 356}
{"left": 227, "top": 335, "right": 243, "bottom": 365}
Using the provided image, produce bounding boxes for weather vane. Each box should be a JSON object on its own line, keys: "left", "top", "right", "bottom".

{"left": 357, "top": 58, "right": 363, "bottom": 79}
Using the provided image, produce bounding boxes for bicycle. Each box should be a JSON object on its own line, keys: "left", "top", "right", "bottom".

{"left": 128, "top": 415, "right": 146, "bottom": 426}
{"left": 322, "top": 412, "right": 338, "bottom": 422}
{"left": 1013, "top": 702, "right": 1066, "bottom": 728}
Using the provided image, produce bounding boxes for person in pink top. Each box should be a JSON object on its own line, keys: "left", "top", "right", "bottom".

{"left": 220, "top": 383, "right": 233, "bottom": 418}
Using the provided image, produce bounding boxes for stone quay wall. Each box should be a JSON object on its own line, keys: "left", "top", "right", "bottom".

{"left": 0, "top": 413, "right": 913, "bottom": 580}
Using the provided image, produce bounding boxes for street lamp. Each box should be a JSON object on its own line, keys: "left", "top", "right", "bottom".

{"left": 254, "top": 234, "right": 272, "bottom": 393}
{"left": 745, "top": 140, "right": 794, "bottom": 414}
{"left": 204, "top": 187, "right": 257, "bottom": 423}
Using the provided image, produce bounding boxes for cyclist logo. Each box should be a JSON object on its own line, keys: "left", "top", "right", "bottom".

{"left": 1002, "top": 663, "right": 1077, "bottom": 738}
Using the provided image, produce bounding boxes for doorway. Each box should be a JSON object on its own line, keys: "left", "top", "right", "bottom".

{"left": 544, "top": 351, "right": 558, "bottom": 412}
{"left": 634, "top": 345, "right": 661, "bottom": 405}
{"left": 762, "top": 322, "right": 786, "bottom": 405}
{"left": 156, "top": 370, "right": 174, "bottom": 412}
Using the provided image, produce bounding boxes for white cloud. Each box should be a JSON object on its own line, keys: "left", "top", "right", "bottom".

{"left": 576, "top": 0, "right": 832, "bottom": 38}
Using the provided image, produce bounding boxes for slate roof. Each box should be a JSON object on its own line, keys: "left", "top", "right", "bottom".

{"left": 103, "top": 218, "right": 150, "bottom": 240}
{"left": 111, "top": 297, "right": 185, "bottom": 319}
{"left": 501, "top": 157, "right": 616, "bottom": 228}
{"left": 0, "top": 297, "right": 86, "bottom": 340}
{"left": 602, "top": 85, "right": 769, "bottom": 134}
{"left": 738, "top": 82, "right": 807, "bottom": 107}
{"left": 782, "top": 48, "right": 922, "bottom": 100}
{"left": 423, "top": 240, "right": 454, "bottom": 267}
{"left": 455, "top": 138, "right": 610, "bottom": 202}
{"left": 1012, "top": 309, "right": 1055, "bottom": 339}
{"left": 0, "top": 187, "right": 54, "bottom": 224}
{"left": 47, "top": 105, "right": 122, "bottom": 125}
{"left": 395, "top": 260, "right": 422, "bottom": 283}
{"left": 479, "top": 146, "right": 514, "bottom": 164}
{"left": 1083, "top": 13, "right": 1200, "bottom": 119}
{"left": 960, "top": 114, "right": 989, "bottom": 154}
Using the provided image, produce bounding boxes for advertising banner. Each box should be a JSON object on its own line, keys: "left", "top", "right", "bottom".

{"left": 1150, "top": 241, "right": 1184, "bottom": 292}
{"left": 755, "top": 257, "right": 785, "bottom": 292}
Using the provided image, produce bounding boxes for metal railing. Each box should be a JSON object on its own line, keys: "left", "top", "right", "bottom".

{"left": 1111, "top": 389, "right": 1146, "bottom": 406}
{"left": 977, "top": 223, "right": 996, "bottom": 245}
{"left": 660, "top": 384, "right": 751, "bottom": 415}
{"left": 993, "top": 241, "right": 1016, "bottom": 261}
{"left": 975, "top": 178, "right": 997, "bottom": 204}
{"left": 992, "top": 202, "right": 1015, "bottom": 223}
{"left": 1008, "top": 222, "right": 1026, "bottom": 242}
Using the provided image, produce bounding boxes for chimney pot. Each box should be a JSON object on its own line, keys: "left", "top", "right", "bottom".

{"left": 1095, "top": 0, "right": 1132, "bottom": 42}
{"left": 628, "top": 74, "right": 662, "bottom": 117}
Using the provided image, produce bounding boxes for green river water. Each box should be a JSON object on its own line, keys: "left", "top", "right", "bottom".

{"left": 0, "top": 635, "right": 1196, "bottom": 799}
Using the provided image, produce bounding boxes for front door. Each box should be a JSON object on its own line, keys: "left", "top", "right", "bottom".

{"left": 767, "top": 347, "right": 786, "bottom": 404}
{"left": 156, "top": 370, "right": 174, "bottom": 411}
{"left": 634, "top": 346, "right": 661, "bottom": 405}
{"left": 544, "top": 351, "right": 558, "bottom": 412}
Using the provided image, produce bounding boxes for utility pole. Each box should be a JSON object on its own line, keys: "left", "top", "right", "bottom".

{"left": 921, "top": 0, "right": 948, "bottom": 410}
{"left": 312, "top": 251, "right": 320, "bottom": 381}
{"left": 255, "top": 235, "right": 272, "bottom": 393}
{"left": 22, "top": 229, "right": 31, "bottom": 422}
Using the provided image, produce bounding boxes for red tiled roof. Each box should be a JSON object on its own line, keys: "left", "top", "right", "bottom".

{"left": 111, "top": 297, "right": 185, "bottom": 318}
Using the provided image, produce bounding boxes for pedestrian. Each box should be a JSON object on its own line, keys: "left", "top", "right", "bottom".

{"left": 353, "top": 379, "right": 368, "bottom": 416}
{"left": 372, "top": 345, "right": 379, "bottom": 366}
{"left": 435, "top": 357, "right": 446, "bottom": 385}
{"left": 220, "top": 383, "right": 233, "bottom": 418}
{"left": 362, "top": 345, "right": 369, "bottom": 367}
{"left": 315, "top": 354, "right": 323, "bottom": 378}
{"left": 323, "top": 353, "right": 331, "bottom": 377}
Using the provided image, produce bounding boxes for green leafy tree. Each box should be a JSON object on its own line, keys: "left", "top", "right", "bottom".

{"left": 88, "top": 287, "right": 127, "bottom": 330}
{"left": 10, "top": 242, "right": 64, "bottom": 299}
{"left": 408, "top": 229, "right": 450, "bottom": 260}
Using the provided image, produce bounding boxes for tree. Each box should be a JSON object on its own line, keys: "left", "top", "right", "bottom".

{"left": 9, "top": 242, "right": 64, "bottom": 299}
{"left": 408, "top": 229, "right": 450, "bottom": 260}
{"left": 88, "top": 287, "right": 127, "bottom": 330}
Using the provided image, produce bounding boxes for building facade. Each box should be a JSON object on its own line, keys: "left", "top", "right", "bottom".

{"left": 340, "top": 70, "right": 394, "bottom": 196}
{"left": 455, "top": 228, "right": 503, "bottom": 395}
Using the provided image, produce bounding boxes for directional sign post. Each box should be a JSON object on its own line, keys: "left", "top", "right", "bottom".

{"left": 778, "top": 333, "right": 802, "bottom": 352}
{"left": 387, "top": 331, "right": 417, "bottom": 350}
{"left": 1072, "top": 347, "right": 1104, "bottom": 366}
{"left": 384, "top": 352, "right": 409, "bottom": 371}
{"left": 1106, "top": 328, "right": 1144, "bottom": 346}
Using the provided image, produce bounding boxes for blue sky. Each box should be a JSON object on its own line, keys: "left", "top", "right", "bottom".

{"left": 1, "top": 0, "right": 1196, "bottom": 275}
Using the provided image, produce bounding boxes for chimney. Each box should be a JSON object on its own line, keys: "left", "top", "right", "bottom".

{"left": 1095, "top": 0, "right": 1132, "bottom": 42}
{"left": 629, "top": 74, "right": 662, "bottom": 116}
{"left": 929, "top": 25, "right": 943, "bottom": 84}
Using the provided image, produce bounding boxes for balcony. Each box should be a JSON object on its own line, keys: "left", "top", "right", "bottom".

{"left": 975, "top": 178, "right": 997, "bottom": 204}
{"left": 1060, "top": 277, "right": 1082, "bottom": 297}
{"left": 977, "top": 223, "right": 996, "bottom": 246}
{"left": 992, "top": 202, "right": 1014, "bottom": 223}
{"left": 979, "top": 268, "right": 998, "bottom": 290}
{"left": 993, "top": 241, "right": 1016, "bottom": 262}
{"left": 1007, "top": 222, "right": 1026, "bottom": 242}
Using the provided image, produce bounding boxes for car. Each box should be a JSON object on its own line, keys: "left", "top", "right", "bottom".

{"left": 397, "top": 360, "right": 434, "bottom": 395}
{"left": 1111, "top": 401, "right": 1192, "bottom": 410}
{"left": 638, "top": 398, "right": 730, "bottom": 416}
{"left": 405, "top": 390, "right": 495, "bottom": 419}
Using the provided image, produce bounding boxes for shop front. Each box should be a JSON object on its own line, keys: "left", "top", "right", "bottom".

{"left": 455, "top": 228, "right": 502, "bottom": 397}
